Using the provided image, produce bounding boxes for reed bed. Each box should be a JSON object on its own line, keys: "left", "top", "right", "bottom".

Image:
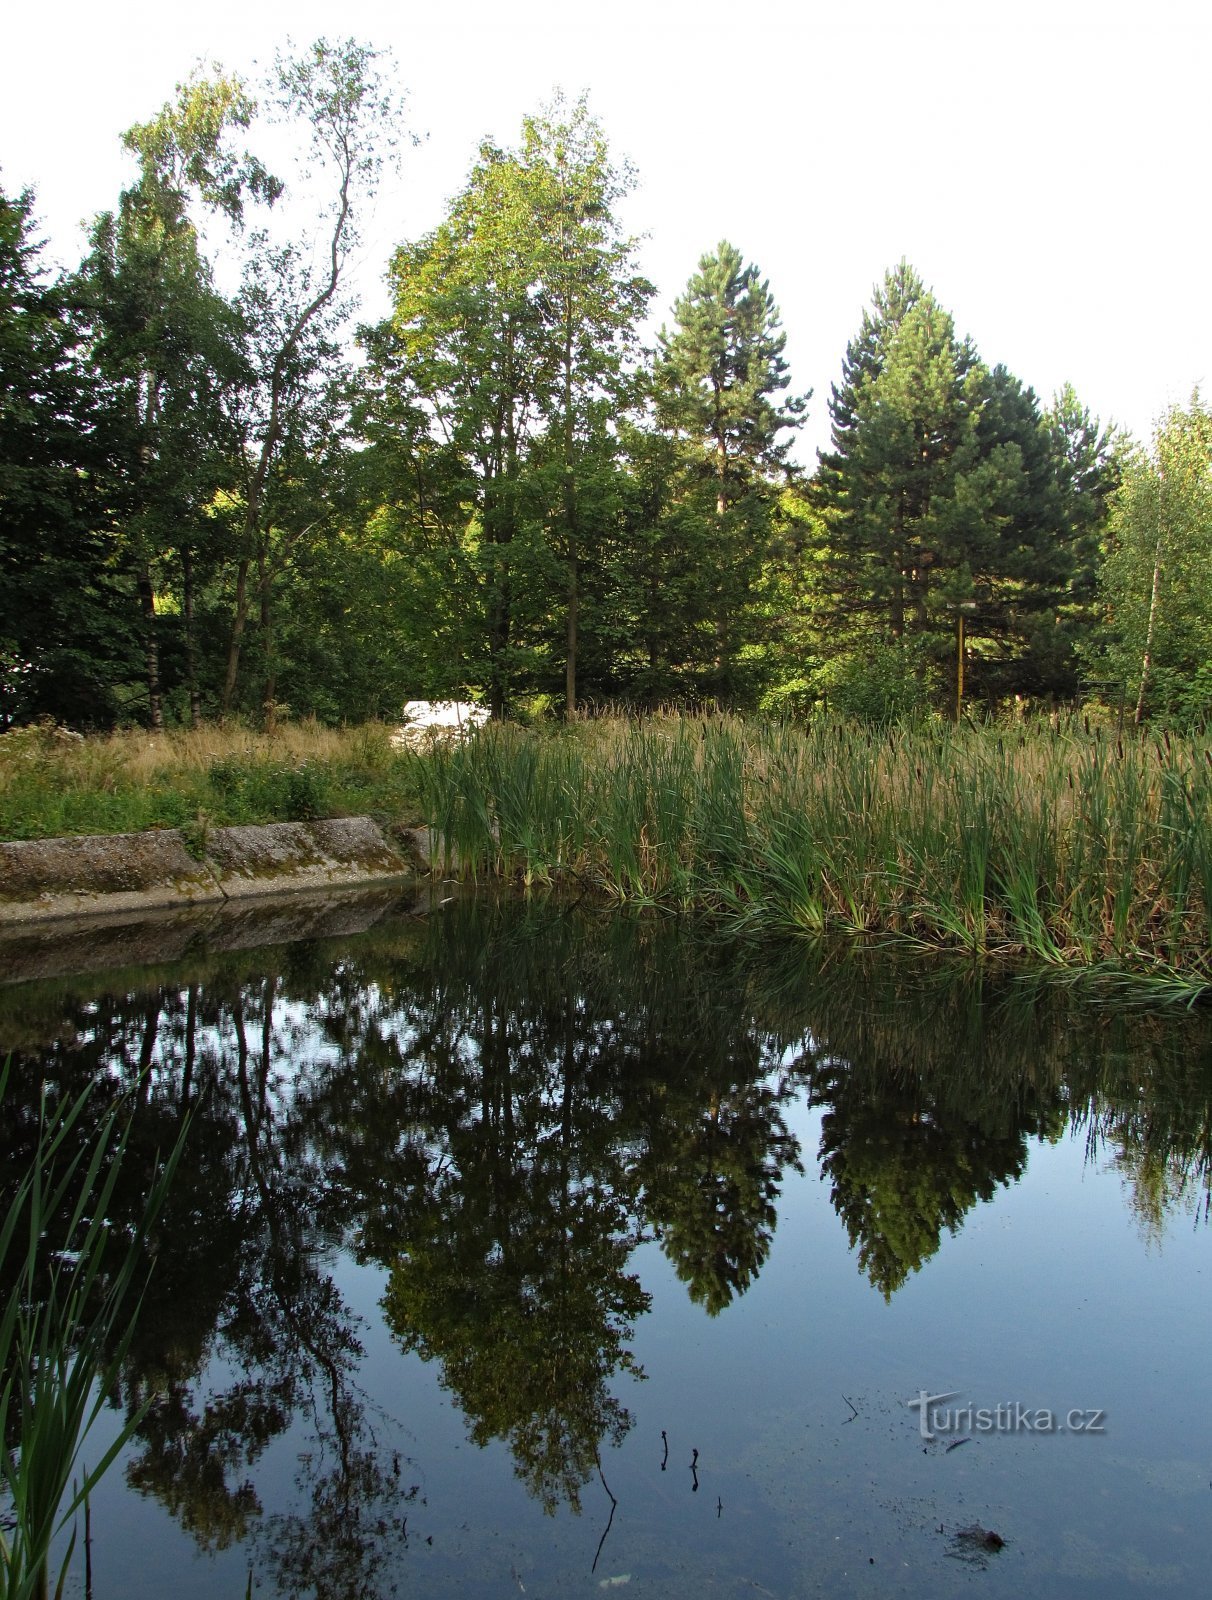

{"left": 0, "top": 720, "right": 421, "bottom": 842}
{"left": 417, "top": 715, "right": 1212, "bottom": 986}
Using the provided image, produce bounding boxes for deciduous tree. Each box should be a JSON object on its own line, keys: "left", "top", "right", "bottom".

{"left": 220, "top": 38, "right": 404, "bottom": 717}
{"left": 83, "top": 72, "right": 257, "bottom": 724}
{"left": 371, "top": 98, "right": 649, "bottom": 715}
{"left": 1097, "top": 399, "right": 1212, "bottom": 722}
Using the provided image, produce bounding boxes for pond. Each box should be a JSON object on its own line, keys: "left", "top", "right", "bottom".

{"left": 1, "top": 888, "right": 1211, "bottom": 1598}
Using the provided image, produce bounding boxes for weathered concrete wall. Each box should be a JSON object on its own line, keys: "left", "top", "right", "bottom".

{"left": 0, "top": 817, "right": 418, "bottom": 928}
{"left": 203, "top": 817, "right": 412, "bottom": 899}
{"left": 0, "top": 830, "right": 222, "bottom": 924}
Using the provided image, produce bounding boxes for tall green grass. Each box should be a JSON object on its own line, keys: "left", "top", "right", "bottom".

{"left": 0, "top": 721, "right": 423, "bottom": 841}
{"left": 415, "top": 715, "right": 1212, "bottom": 987}
{"left": 1, "top": 1068, "right": 183, "bottom": 1600}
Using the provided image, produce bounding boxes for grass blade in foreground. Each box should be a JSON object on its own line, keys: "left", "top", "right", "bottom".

{"left": 0, "top": 1065, "right": 186, "bottom": 1600}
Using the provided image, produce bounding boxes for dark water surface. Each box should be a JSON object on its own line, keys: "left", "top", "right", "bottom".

{"left": 2, "top": 889, "right": 1211, "bottom": 1598}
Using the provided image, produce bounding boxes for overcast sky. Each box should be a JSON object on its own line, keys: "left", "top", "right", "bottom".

{"left": 2, "top": 0, "right": 1207, "bottom": 462}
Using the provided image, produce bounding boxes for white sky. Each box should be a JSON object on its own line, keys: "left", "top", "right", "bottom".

{"left": 2, "top": 0, "right": 1208, "bottom": 463}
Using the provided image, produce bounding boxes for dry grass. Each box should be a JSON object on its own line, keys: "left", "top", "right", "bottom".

{"left": 0, "top": 720, "right": 423, "bottom": 841}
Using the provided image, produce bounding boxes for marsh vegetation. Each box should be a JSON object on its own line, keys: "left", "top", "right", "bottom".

{"left": 419, "top": 714, "right": 1212, "bottom": 987}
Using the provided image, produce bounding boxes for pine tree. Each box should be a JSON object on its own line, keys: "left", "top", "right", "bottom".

{"left": 825, "top": 286, "right": 981, "bottom": 650}
{"left": 1044, "top": 383, "right": 1123, "bottom": 701}
{"left": 654, "top": 242, "right": 808, "bottom": 698}
{"left": 818, "top": 263, "right": 1103, "bottom": 712}
{"left": 964, "top": 364, "right": 1073, "bottom": 699}
{"left": 821, "top": 258, "right": 927, "bottom": 462}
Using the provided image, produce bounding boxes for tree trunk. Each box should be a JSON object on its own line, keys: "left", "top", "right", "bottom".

{"left": 485, "top": 470, "right": 512, "bottom": 719}
{"left": 221, "top": 556, "right": 251, "bottom": 715}
{"left": 182, "top": 544, "right": 201, "bottom": 729}
{"left": 259, "top": 544, "right": 277, "bottom": 725}
{"left": 138, "top": 567, "right": 163, "bottom": 730}
{"left": 565, "top": 558, "right": 578, "bottom": 718}
{"left": 221, "top": 117, "right": 356, "bottom": 718}
{"left": 486, "top": 383, "right": 519, "bottom": 718}
{"left": 1134, "top": 479, "right": 1165, "bottom": 725}
{"left": 563, "top": 309, "right": 577, "bottom": 721}
{"left": 891, "top": 491, "right": 906, "bottom": 640}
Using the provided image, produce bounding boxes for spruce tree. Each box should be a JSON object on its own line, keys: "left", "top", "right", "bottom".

{"left": 824, "top": 286, "right": 981, "bottom": 651}
{"left": 654, "top": 241, "right": 808, "bottom": 698}
{"left": 818, "top": 263, "right": 1103, "bottom": 711}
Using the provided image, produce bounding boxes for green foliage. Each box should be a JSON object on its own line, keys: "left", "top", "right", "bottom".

{"left": 218, "top": 39, "right": 406, "bottom": 719}
{"left": 366, "top": 94, "right": 651, "bottom": 717}
{"left": 205, "top": 755, "right": 333, "bottom": 821}
{"left": 655, "top": 240, "right": 807, "bottom": 485}
{"left": 119, "top": 67, "right": 277, "bottom": 225}
{"left": 0, "top": 186, "right": 136, "bottom": 727}
{"left": 1095, "top": 399, "right": 1212, "bottom": 722}
{"left": 82, "top": 73, "right": 253, "bottom": 730}
{"left": 814, "top": 641, "right": 930, "bottom": 725}
{"left": 652, "top": 241, "right": 808, "bottom": 699}
{"left": 0, "top": 66, "right": 1172, "bottom": 733}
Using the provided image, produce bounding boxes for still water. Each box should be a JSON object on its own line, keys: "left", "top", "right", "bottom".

{"left": 1, "top": 888, "right": 1210, "bottom": 1598}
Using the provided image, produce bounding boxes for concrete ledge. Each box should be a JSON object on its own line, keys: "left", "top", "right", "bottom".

{"left": 0, "top": 830, "right": 222, "bottom": 924}
{"left": 204, "top": 817, "right": 411, "bottom": 898}
{"left": 0, "top": 817, "right": 417, "bottom": 927}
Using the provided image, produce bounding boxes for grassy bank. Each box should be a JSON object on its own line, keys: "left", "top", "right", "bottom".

{"left": 0, "top": 721, "right": 423, "bottom": 843}
{"left": 6, "top": 713, "right": 1212, "bottom": 989}
{"left": 418, "top": 715, "right": 1212, "bottom": 988}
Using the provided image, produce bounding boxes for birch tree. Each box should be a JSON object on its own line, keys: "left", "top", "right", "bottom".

{"left": 221, "top": 39, "right": 405, "bottom": 717}
{"left": 1098, "top": 400, "right": 1212, "bottom": 722}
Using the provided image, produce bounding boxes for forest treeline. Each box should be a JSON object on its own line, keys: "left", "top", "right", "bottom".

{"left": 2, "top": 39, "right": 1210, "bottom": 731}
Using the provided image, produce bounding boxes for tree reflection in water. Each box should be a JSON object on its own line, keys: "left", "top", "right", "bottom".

{"left": 2, "top": 893, "right": 1211, "bottom": 1594}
